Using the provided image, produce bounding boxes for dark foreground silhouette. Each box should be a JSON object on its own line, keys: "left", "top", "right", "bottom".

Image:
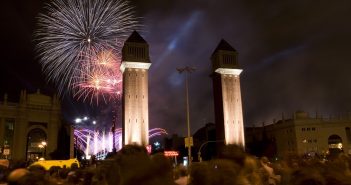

{"left": 0, "top": 145, "right": 350, "bottom": 185}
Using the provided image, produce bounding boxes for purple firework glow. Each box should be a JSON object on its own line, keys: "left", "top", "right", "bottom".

{"left": 74, "top": 128, "right": 168, "bottom": 159}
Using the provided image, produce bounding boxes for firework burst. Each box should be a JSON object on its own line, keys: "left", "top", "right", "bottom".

{"left": 35, "top": 0, "right": 140, "bottom": 97}
{"left": 73, "top": 50, "right": 122, "bottom": 104}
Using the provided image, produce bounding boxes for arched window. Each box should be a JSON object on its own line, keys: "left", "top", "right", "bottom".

{"left": 328, "top": 134, "right": 343, "bottom": 155}
{"left": 346, "top": 127, "right": 351, "bottom": 143}
{"left": 26, "top": 128, "right": 47, "bottom": 161}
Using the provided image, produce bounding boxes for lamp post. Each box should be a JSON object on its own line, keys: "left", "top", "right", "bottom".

{"left": 177, "top": 66, "right": 195, "bottom": 166}
{"left": 111, "top": 91, "right": 121, "bottom": 153}
{"left": 111, "top": 102, "right": 116, "bottom": 152}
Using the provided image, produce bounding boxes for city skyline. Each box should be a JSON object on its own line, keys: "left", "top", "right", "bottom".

{"left": 1, "top": 0, "right": 351, "bottom": 136}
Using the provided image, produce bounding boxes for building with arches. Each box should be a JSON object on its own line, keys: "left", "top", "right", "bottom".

{"left": 0, "top": 90, "right": 61, "bottom": 160}
{"left": 245, "top": 111, "right": 351, "bottom": 158}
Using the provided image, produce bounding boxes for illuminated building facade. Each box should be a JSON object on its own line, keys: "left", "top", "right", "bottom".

{"left": 211, "top": 40, "right": 245, "bottom": 146}
{"left": 245, "top": 111, "right": 351, "bottom": 157}
{"left": 0, "top": 90, "right": 62, "bottom": 160}
{"left": 121, "top": 31, "right": 151, "bottom": 146}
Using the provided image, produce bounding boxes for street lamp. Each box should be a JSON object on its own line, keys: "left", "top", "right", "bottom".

{"left": 75, "top": 118, "right": 82, "bottom": 123}
{"left": 41, "top": 141, "right": 47, "bottom": 146}
{"left": 38, "top": 141, "right": 47, "bottom": 158}
{"left": 75, "top": 116, "right": 98, "bottom": 126}
{"left": 177, "top": 66, "right": 195, "bottom": 166}
{"left": 197, "top": 140, "right": 224, "bottom": 162}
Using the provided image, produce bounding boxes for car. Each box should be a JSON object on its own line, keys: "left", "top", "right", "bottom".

{"left": 29, "top": 158, "right": 80, "bottom": 171}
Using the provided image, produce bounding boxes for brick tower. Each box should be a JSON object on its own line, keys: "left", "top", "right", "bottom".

{"left": 121, "top": 31, "right": 151, "bottom": 146}
{"left": 211, "top": 39, "right": 245, "bottom": 147}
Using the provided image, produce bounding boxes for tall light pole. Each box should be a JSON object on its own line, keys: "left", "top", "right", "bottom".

{"left": 111, "top": 99, "right": 117, "bottom": 153}
{"left": 112, "top": 91, "right": 121, "bottom": 153}
{"left": 177, "top": 66, "right": 195, "bottom": 166}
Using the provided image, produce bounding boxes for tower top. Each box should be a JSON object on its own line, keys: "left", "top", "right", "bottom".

{"left": 211, "top": 39, "right": 240, "bottom": 72}
{"left": 211, "top": 39, "right": 237, "bottom": 57}
{"left": 121, "top": 31, "right": 150, "bottom": 71}
{"left": 125, "top": 31, "right": 147, "bottom": 43}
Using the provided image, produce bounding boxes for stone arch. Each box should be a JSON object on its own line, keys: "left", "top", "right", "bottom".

{"left": 328, "top": 134, "right": 343, "bottom": 156}
{"left": 328, "top": 134, "right": 342, "bottom": 145}
{"left": 346, "top": 127, "right": 351, "bottom": 143}
{"left": 26, "top": 125, "right": 48, "bottom": 136}
{"left": 26, "top": 127, "right": 47, "bottom": 161}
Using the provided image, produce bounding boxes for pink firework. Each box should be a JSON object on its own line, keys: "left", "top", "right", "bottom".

{"left": 73, "top": 50, "right": 123, "bottom": 104}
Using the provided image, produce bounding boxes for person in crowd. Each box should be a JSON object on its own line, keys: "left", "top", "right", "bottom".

{"left": 259, "top": 156, "right": 281, "bottom": 185}
{"left": 289, "top": 166, "right": 325, "bottom": 185}
{"left": 239, "top": 155, "right": 262, "bottom": 185}
{"left": 2, "top": 144, "right": 351, "bottom": 185}
{"left": 0, "top": 160, "right": 10, "bottom": 184}
{"left": 189, "top": 159, "right": 241, "bottom": 185}
{"left": 115, "top": 145, "right": 175, "bottom": 185}
{"left": 7, "top": 168, "right": 29, "bottom": 185}
{"left": 174, "top": 167, "right": 188, "bottom": 185}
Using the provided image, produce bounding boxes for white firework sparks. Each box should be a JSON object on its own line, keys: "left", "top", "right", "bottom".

{"left": 35, "top": 0, "right": 140, "bottom": 97}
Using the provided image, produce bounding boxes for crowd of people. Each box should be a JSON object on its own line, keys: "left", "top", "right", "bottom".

{"left": 0, "top": 145, "right": 350, "bottom": 185}
{"left": 190, "top": 146, "right": 351, "bottom": 185}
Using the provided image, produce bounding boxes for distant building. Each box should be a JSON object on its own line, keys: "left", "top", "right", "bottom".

{"left": 193, "top": 123, "right": 217, "bottom": 161}
{"left": 0, "top": 90, "right": 63, "bottom": 161}
{"left": 121, "top": 31, "right": 151, "bottom": 146}
{"left": 211, "top": 40, "right": 245, "bottom": 147}
{"left": 164, "top": 134, "right": 185, "bottom": 152}
{"left": 245, "top": 111, "right": 351, "bottom": 158}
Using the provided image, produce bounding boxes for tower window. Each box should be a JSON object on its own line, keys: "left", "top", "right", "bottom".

{"left": 128, "top": 46, "right": 146, "bottom": 59}
{"left": 222, "top": 54, "right": 236, "bottom": 65}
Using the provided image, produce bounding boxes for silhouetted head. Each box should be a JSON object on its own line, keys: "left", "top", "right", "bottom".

{"left": 191, "top": 159, "right": 240, "bottom": 185}
{"left": 290, "top": 167, "right": 325, "bottom": 185}
{"left": 7, "top": 168, "right": 29, "bottom": 185}
{"left": 219, "top": 144, "right": 246, "bottom": 167}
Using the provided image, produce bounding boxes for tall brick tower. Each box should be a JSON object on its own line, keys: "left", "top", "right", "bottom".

{"left": 121, "top": 31, "right": 151, "bottom": 146}
{"left": 211, "top": 39, "right": 245, "bottom": 147}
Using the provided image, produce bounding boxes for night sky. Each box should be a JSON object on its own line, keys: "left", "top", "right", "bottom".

{"left": 1, "top": 0, "right": 351, "bottom": 136}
